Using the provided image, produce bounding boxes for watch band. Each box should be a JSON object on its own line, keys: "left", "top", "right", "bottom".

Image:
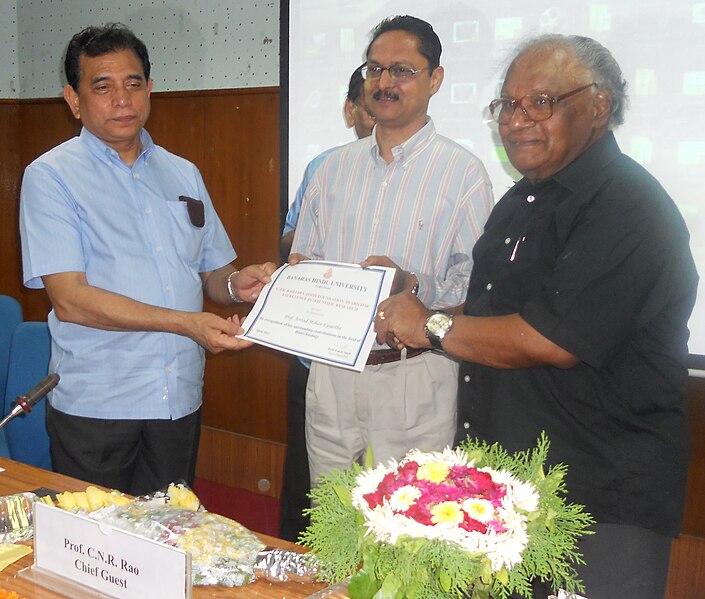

{"left": 408, "top": 272, "right": 420, "bottom": 296}
{"left": 226, "top": 270, "right": 244, "bottom": 303}
{"left": 428, "top": 329, "right": 444, "bottom": 350}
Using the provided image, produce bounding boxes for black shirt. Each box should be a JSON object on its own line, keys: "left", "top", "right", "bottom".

{"left": 458, "top": 132, "right": 698, "bottom": 536}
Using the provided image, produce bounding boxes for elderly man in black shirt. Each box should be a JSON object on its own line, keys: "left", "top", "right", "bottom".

{"left": 373, "top": 34, "right": 697, "bottom": 598}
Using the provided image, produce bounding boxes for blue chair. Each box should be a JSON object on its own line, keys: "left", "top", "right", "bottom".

{"left": 0, "top": 296, "right": 23, "bottom": 403}
{"left": 0, "top": 296, "right": 23, "bottom": 458}
{"left": 3, "top": 321, "right": 52, "bottom": 469}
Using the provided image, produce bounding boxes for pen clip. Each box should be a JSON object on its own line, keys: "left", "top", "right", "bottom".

{"left": 509, "top": 236, "right": 526, "bottom": 262}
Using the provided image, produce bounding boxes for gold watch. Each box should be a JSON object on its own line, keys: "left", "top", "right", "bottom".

{"left": 424, "top": 310, "right": 453, "bottom": 350}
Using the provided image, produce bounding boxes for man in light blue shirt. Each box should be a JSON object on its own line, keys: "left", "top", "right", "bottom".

{"left": 280, "top": 64, "right": 375, "bottom": 256}
{"left": 19, "top": 24, "right": 275, "bottom": 495}
{"left": 279, "top": 64, "right": 374, "bottom": 541}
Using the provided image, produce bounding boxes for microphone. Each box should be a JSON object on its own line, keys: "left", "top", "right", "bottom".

{"left": 0, "top": 373, "right": 60, "bottom": 431}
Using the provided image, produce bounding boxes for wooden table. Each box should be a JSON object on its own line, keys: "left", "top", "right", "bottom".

{"left": 0, "top": 457, "right": 330, "bottom": 598}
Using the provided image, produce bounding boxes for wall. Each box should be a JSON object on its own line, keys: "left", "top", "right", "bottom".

{"left": 0, "top": 2, "right": 18, "bottom": 97}
{"left": 1, "top": 0, "right": 278, "bottom": 100}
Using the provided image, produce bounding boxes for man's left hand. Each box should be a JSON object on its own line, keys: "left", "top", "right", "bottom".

{"left": 233, "top": 262, "right": 277, "bottom": 302}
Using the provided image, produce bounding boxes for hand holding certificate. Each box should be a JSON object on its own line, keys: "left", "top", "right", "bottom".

{"left": 237, "top": 261, "right": 395, "bottom": 371}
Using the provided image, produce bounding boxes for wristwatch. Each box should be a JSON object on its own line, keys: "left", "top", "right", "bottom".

{"left": 424, "top": 310, "right": 454, "bottom": 350}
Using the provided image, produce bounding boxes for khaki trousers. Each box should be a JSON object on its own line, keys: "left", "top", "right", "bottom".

{"left": 306, "top": 351, "right": 458, "bottom": 486}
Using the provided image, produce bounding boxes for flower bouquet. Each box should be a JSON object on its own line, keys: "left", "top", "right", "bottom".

{"left": 300, "top": 433, "right": 594, "bottom": 599}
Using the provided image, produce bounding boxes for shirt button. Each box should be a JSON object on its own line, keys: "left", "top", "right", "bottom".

{"left": 504, "top": 237, "right": 511, "bottom": 245}
{"left": 133, "top": 173, "right": 140, "bottom": 180}
{"left": 464, "top": 375, "right": 470, "bottom": 382}
{"left": 382, "top": 181, "right": 388, "bottom": 187}
{"left": 166, "top": 367, "right": 172, "bottom": 374}
{"left": 486, "top": 283, "right": 492, "bottom": 291}
{"left": 463, "top": 422, "right": 470, "bottom": 430}
{"left": 165, "top": 284, "right": 172, "bottom": 292}
{"left": 156, "top": 245, "right": 162, "bottom": 252}
{"left": 527, "top": 195, "right": 535, "bottom": 203}
{"left": 144, "top": 207, "right": 151, "bottom": 214}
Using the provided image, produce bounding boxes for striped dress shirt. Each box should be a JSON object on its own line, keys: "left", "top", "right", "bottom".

{"left": 292, "top": 118, "right": 494, "bottom": 310}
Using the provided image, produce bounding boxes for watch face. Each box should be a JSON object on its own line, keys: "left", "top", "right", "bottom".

{"left": 426, "top": 312, "right": 452, "bottom": 336}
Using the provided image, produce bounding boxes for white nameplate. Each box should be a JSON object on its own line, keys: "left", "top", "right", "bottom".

{"left": 31, "top": 502, "right": 191, "bottom": 598}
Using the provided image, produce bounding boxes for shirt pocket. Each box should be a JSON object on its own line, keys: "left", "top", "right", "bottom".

{"left": 165, "top": 199, "right": 207, "bottom": 268}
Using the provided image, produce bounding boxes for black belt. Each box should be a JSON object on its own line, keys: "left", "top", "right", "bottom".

{"left": 366, "top": 347, "right": 429, "bottom": 366}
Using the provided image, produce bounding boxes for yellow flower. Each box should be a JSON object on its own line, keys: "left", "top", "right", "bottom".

{"left": 430, "top": 501, "right": 464, "bottom": 526}
{"left": 416, "top": 461, "right": 450, "bottom": 483}
{"left": 389, "top": 485, "right": 421, "bottom": 511}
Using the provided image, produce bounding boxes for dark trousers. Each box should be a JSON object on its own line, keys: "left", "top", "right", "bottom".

{"left": 279, "top": 357, "right": 311, "bottom": 541}
{"left": 518, "top": 523, "right": 672, "bottom": 599}
{"left": 575, "top": 523, "right": 672, "bottom": 599}
{"left": 46, "top": 403, "right": 201, "bottom": 496}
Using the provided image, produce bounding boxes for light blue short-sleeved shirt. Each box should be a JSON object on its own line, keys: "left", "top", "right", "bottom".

{"left": 282, "top": 147, "right": 336, "bottom": 237}
{"left": 20, "top": 128, "right": 236, "bottom": 420}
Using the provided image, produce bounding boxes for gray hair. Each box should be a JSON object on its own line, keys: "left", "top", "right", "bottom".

{"left": 509, "top": 34, "right": 628, "bottom": 129}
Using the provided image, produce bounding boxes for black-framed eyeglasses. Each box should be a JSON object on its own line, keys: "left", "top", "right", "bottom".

{"left": 361, "top": 64, "right": 432, "bottom": 81}
{"left": 488, "top": 82, "right": 597, "bottom": 125}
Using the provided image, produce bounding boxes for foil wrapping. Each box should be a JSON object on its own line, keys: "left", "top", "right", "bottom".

{"left": 254, "top": 547, "right": 322, "bottom": 583}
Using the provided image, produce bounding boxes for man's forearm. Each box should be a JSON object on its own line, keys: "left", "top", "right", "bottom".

{"left": 43, "top": 271, "right": 196, "bottom": 335}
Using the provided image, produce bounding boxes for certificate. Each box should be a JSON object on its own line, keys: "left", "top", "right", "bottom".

{"left": 238, "top": 261, "right": 395, "bottom": 371}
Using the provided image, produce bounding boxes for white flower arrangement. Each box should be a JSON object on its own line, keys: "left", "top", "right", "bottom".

{"left": 301, "top": 433, "right": 594, "bottom": 599}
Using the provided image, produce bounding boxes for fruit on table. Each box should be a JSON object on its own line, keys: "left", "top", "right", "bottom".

{"left": 51, "top": 483, "right": 200, "bottom": 512}
{"left": 167, "top": 483, "right": 200, "bottom": 510}
{"left": 54, "top": 486, "right": 131, "bottom": 511}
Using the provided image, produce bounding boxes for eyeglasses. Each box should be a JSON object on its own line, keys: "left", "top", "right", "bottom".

{"left": 488, "top": 83, "right": 597, "bottom": 125}
{"left": 361, "top": 64, "right": 432, "bottom": 81}
{"left": 353, "top": 103, "right": 375, "bottom": 120}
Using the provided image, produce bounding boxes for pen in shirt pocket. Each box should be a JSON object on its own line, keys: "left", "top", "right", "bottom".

{"left": 509, "top": 236, "right": 526, "bottom": 261}
{"left": 178, "top": 195, "right": 205, "bottom": 228}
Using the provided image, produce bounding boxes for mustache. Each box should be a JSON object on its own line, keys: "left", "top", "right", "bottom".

{"left": 373, "top": 89, "right": 400, "bottom": 101}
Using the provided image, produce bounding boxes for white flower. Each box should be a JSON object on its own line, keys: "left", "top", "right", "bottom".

{"left": 388, "top": 485, "right": 421, "bottom": 512}
{"left": 462, "top": 497, "right": 495, "bottom": 523}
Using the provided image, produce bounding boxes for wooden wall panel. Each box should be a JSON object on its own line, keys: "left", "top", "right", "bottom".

{"left": 144, "top": 95, "right": 205, "bottom": 173}
{"left": 682, "top": 376, "right": 705, "bottom": 537}
{"left": 0, "top": 102, "right": 21, "bottom": 307}
{"left": 12, "top": 99, "right": 79, "bottom": 321}
{"left": 665, "top": 535, "right": 705, "bottom": 599}
{"left": 197, "top": 426, "right": 286, "bottom": 498}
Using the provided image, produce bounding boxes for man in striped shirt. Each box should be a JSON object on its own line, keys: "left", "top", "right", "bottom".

{"left": 290, "top": 15, "right": 493, "bottom": 487}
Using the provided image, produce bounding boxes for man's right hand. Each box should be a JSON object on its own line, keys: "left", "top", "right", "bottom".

{"left": 183, "top": 311, "right": 252, "bottom": 353}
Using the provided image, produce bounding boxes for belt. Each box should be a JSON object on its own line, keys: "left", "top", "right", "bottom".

{"left": 366, "top": 347, "right": 429, "bottom": 366}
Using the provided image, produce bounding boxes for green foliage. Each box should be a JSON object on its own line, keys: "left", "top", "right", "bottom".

{"left": 298, "top": 464, "right": 364, "bottom": 581}
{"left": 300, "top": 433, "right": 594, "bottom": 598}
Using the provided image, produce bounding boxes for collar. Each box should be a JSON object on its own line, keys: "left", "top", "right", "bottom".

{"left": 510, "top": 131, "right": 621, "bottom": 195}
{"left": 370, "top": 116, "right": 436, "bottom": 164}
{"left": 552, "top": 131, "right": 622, "bottom": 192}
{"left": 79, "top": 127, "right": 155, "bottom": 167}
